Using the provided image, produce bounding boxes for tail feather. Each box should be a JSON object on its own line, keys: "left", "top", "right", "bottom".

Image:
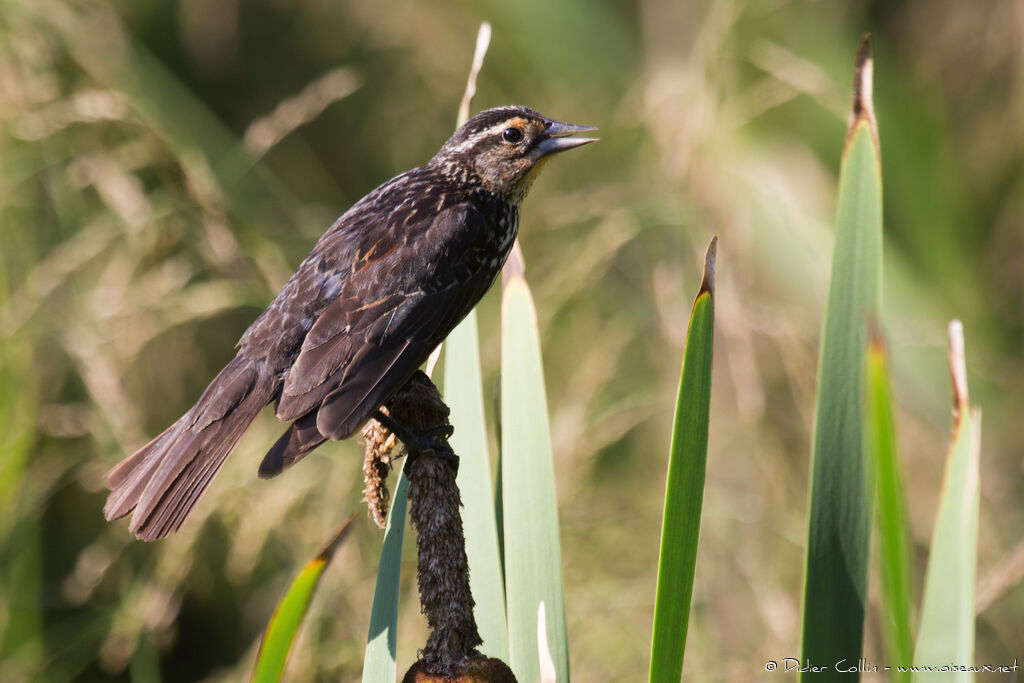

{"left": 259, "top": 411, "right": 327, "bottom": 479}
{"left": 138, "top": 436, "right": 229, "bottom": 539}
{"left": 104, "top": 423, "right": 183, "bottom": 521}
{"left": 106, "top": 423, "right": 177, "bottom": 489}
{"left": 104, "top": 356, "right": 276, "bottom": 541}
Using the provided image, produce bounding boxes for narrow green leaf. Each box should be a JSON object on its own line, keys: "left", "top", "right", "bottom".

{"left": 0, "top": 260, "right": 42, "bottom": 674}
{"left": 130, "top": 633, "right": 163, "bottom": 683}
{"left": 911, "top": 321, "right": 980, "bottom": 682}
{"left": 0, "top": 226, "right": 40, "bottom": 677}
{"left": 649, "top": 237, "right": 716, "bottom": 683}
{"left": 440, "top": 21, "right": 509, "bottom": 661}
{"left": 252, "top": 517, "right": 356, "bottom": 683}
{"left": 362, "top": 471, "right": 410, "bottom": 683}
{"left": 444, "top": 310, "right": 510, "bottom": 660}
{"left": 500, "top": 251, "right": 569, "bottom": 683}
{"left": 865, "top": 333, "right": 913, "bottom": 679}
{"left": 800, "top": 36, "right": 883, "bottom": 679}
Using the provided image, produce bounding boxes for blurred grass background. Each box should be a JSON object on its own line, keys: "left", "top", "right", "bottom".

{"left": 1, "top": 0, "right": 1022, "bottom": 680}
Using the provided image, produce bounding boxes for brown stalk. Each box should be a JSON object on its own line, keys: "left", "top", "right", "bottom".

{"left": 365, "top": 372, "right": 515, "bottom": 680}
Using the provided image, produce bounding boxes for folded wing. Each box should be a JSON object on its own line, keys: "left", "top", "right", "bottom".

{"left": 260, "top": 202, "right": 495, "bottom": 476}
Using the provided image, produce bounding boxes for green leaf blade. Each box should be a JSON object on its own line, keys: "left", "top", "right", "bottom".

{"left": 649, "top": 238, "right": 716, "bottom": 683}
{"left": 444, "top": 310, "right": 510, "bottom": 661}
{"left": 800, "top": 37, "right": 883, "bottom": 680}
{"left": 865, "top": 337, "right": 913, "bottom": 678}
{"left": 252, "top": 518, "right": 355, "bottom": 683}
{"left": 501, "top": 271, "right": 569, "bottom": 683}
{"left": 362, "top": 472, "right": 410, "bottom": 683}
{"left": 912, "top": 323, "right": 980, "bottom": 683}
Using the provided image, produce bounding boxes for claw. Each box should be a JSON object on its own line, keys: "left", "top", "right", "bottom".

{"left": 373, "top": 410, "right": 459, "bottom": 474}
{"left": 424, "top": 423, "right": 455, "bottom": 440}
{"left": 402, "top": 439, "right": 459, "bottom": 476}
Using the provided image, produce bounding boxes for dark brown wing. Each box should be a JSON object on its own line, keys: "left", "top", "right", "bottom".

{"left": 275, "top": 202, "right": 497, "bottom": 442}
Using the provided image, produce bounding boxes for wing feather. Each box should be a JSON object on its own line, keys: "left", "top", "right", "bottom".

{"left": 275, "top": 202, "right": 497, "bottom": 441}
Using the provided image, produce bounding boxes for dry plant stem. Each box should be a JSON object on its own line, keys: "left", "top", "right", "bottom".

{"left": 385, "top": 371, "right": 483, "bottom": 674}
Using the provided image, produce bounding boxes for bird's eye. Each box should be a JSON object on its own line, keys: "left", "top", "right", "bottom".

{"left": 502, "top": 127, "right": 524, "bottom": 143}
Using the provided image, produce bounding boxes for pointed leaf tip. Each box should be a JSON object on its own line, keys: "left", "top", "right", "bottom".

{"left": 867, "top": 315, "right": 885, "bottom": 353}
{"left": 698, "top": 236, "right": 717, "bottom": 298}
{"left": 317, "top": 515, "right": 357, "bottom": 563}
{"left": 948, "top": 319, "right": 969, "bottom": 420}
{"left": 854, "top": 34, "right": 872, "bottom": 95}
{"left": 847, "top": 34, "right": 878, "bottom": 151}
{"left": 253, "top": 516, "right": 356, "bottom": 683}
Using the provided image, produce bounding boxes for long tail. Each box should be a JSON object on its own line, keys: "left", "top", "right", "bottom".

{"left": 104, "top": 355, "right": 277, "bottom": 541}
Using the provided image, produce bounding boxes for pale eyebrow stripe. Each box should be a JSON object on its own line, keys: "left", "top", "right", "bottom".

{"left": 451, "top": 117, "right": 531, "bottom": 152}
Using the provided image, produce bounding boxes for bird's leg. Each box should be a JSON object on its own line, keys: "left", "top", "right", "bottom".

{"left": 373, "top": 409, "right": 459, "bottom": 473}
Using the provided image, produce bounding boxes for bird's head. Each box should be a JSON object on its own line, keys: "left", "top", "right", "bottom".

{"left": 433, "top": 105, "right": 597, "bottom": 203}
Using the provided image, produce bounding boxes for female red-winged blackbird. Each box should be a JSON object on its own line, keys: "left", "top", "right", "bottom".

{"left": 104, "top": 106, "right": 596, "bottom": 540}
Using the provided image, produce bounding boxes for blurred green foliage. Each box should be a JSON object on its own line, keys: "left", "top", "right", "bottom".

{"left": 1, "top": 0, "right": 1022, "bottom": 680}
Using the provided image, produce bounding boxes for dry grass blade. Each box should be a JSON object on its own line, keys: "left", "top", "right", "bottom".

{"left": 244, "top": 68, "right": 362, "bottom": 157}
{"left": 457, "top": 22, "right": 492, "bottom": 127}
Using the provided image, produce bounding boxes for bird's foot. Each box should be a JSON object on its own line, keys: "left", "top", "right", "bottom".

{"left": 373, "top": 410, "right": 459, "bottom": 474}
{"left": 422, "top": 423, "right": 454, "bottom": 440}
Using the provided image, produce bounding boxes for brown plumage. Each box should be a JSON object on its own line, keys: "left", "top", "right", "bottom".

{"left": 103, "top": 105, "right": 596, "bottom": 540}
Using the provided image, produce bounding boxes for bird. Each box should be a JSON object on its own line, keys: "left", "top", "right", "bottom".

{"left": 103, "top": 105, "right": 596, "bottom": 540}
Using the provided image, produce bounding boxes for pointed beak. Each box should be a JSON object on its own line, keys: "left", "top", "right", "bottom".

{"left": 533, "top": 118, "right": 598, "bottom": 158}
